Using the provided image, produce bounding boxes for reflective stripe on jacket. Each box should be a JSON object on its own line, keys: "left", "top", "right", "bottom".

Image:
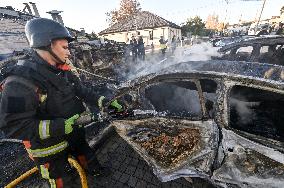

{"left": 26, "top": 141, "right": 68, "bottom": 158}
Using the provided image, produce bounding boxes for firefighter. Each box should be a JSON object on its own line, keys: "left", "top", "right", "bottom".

{"left": 0, "top": 18, "right": 123, "bottom": 187}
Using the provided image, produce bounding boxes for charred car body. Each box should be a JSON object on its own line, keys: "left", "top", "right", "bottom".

{"left": 214, "top": 35, "right": 284, "bottom": 66}
{"left": 108, "top": 60, "right": 284, "bottom": 187}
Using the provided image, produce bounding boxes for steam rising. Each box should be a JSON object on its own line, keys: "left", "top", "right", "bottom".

{"left": 118, "top": 42, "right": 221, "bottom": 81}
{"left": 145, "top": 82, "right": 202, "bottom": 116}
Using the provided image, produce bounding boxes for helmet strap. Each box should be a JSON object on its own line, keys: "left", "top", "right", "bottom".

{"left": 46, "top": 46, "right": 65, "bottom": 65}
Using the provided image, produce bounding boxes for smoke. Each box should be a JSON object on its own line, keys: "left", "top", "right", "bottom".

{"left": 168, "top": 86, "right": 202, "bottom": 116}
{"left": 117, "top": 42, "right": 221, "bottom": 81}
{"left": 145, "top": 82, "right": 202, "bottom": 117}
{"left": 230, "top": 97, "right": 260, "bottom": 125}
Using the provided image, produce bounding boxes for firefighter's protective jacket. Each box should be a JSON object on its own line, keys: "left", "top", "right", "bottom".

{"left": 0, "top": 51, "right": 101, "bottom": 163}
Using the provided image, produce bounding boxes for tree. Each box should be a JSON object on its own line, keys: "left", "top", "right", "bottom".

{"left": 205, "top": 14, "right": 219, "bottom": 30}
{"left": 281, "top": 6, "right": 284, "bottom": 15}
{"left": 181, "top": 16, "right": 206, "bottom": 36}
{"left": 106, "top": 0, "right": 141, "bottom": 25}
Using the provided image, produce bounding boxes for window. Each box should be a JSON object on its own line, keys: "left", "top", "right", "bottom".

{"left": 236, "top": 46, "right": 253, "bottom": 53}
{"left": 235, "top": 46, "right": 253, "bottom": 61}
{"left": 229, "top": 86, "right": 284, "bottom": 142}
{"left": 144, "top": 81, "right": 202, "bottom": 118}
{"left": 149, "top": 30, "right": 153, "bottom": 40}
{"left": 260, "top": 46, "right": 269, "bottom": 54}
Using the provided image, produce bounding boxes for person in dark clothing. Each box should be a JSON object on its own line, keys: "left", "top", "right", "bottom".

{"left": 276, "top": 22, "right": 284, "bottom": 35}
{"left": 171, "top": 35, "right": 177, "bottom": 54}
{"left": 256, "top": 29, "right": 269, "bottom": 36}
{"left": 130, "top": 36, "right": 138, "bottom": 62}
{"left": 0, "top": 18, "right": 122, "bottom": 188}
{"left": 137, "top": 36, "right": 145, "bottom": 61}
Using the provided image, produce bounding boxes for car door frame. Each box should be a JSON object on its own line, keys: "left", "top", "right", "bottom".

{"left": 112, "top": 73, "right": 222, "bottom": 182}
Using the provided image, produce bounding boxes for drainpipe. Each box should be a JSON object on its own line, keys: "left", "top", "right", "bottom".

{"left": 29, "top": 2, "right": 40, "bottom": 17}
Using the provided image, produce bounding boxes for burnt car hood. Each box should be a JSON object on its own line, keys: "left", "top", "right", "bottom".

{"left": 111, "top": 118, "right": 219, "bottom": 182}
{"left": 110, "top": 117, "right": 284, "bottom": 187}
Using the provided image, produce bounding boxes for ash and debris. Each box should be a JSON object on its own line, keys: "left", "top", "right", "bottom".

{"left": 127, "top": 120, "right": 200, "bottom": 168}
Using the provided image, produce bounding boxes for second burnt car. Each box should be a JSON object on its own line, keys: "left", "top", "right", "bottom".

{"left": 109, "top": 60, "right": 284, "bottom": 187}
{"left": 214, "top": 35, "right": 284, "bottom": 66}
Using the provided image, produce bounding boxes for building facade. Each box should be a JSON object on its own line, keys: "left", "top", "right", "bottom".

{"left": 99, "top": 11, "right": 181, "bottom": 46}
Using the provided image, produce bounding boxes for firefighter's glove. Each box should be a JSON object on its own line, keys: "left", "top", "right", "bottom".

{"left": 110, "top": 99, "right": 123, "bottom": 112}
{"left": 64, "top": 114, "right": 80, "bottom": 134}
{"left": 98, "top": 96, "right": 124, "bottom": 113}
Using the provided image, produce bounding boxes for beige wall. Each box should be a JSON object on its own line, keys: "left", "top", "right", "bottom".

{"left": 100, "top": 26, "right": 181, "bottom": 47}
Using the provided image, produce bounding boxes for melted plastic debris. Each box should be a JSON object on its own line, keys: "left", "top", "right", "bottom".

{"left": 213, "top": 146, "right": 284, "bottom": 188}
{"left": 126, "top": 120, "right": 200, "bottom": 168}
{"left": 241, "top": 149, "right": 284, "bottom": 176}
{"left": 213, "top": 129, "right": 284, "bottom": 187}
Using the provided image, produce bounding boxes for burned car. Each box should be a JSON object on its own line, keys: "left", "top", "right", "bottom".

{"left": 109, "top": 60, "right": 284, "bottom": 187}
{"left": 215, "top": 35, "right": 284, "bottom": 66}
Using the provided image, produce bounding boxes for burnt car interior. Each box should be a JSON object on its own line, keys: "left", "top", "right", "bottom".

{"left": 143, "top": 78, "right": 218, "bottom": 119}
{"left": 229, "top": 85, "right": 284, "bottom": 143}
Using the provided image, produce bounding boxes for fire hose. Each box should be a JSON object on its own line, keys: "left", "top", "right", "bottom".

{"left": 3, "top": 116, "right": 95, "bottom": 188}
{"left": 4, "top": 157, "right": 88, "bottom": 188}
{"left": 66, "top": 59, "right": 116, "bottom": 82}
{"left": 72, "top": 67, "right": 116, "bottom": 82}
{"left": 3, "top": 109, "right": 145, "bottom": 188}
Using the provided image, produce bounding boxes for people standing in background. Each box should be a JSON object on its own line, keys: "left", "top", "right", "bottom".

{"left": 276, "top": 22, "right": 284, "bottom": 35}
{"left": 171, "top": 35, "right": 177, "bottom": 54}
{"left": 137, "top": 36, "right": 145, "bottom": 61}
{"left": 159, "top": 36, "right": 167, "bottom": 57}
{"left": 181, "top": 36, "right": 184, "bottom": 47}
{"left": 176, "top": 37, "right": 181, "bottom": 47}
{"left": 130, "top": 36, "right": 138, "bottom": 62}
{"left": 150, "top": 42, "right": 155, "bottom": 55}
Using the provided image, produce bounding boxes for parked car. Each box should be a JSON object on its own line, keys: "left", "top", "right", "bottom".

{"left": 248, "top": 23, "right": 270, "bottom": 36}
{"left": 215, "top": 35, "right": 284, "bottom": 65}
{"left": 109, "top": 60, "right": 284, "bottom": 187}
{"left": 211, "top": 35, "right": 254, "bottom": 47}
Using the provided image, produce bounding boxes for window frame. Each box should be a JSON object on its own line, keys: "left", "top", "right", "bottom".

{"left": 225, "top": 82, "right": 284, "bottom": 152}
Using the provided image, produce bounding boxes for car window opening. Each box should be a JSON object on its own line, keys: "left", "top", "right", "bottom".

{"left": 229, "top": 86, "right": 284, "bottom": 142}
{"left": 145, "top": 81, "right": 202, "bottom": 118}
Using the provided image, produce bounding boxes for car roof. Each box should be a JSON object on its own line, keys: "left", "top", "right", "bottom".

{"left": 218, "top": 35, "right": 284, "bottom": 52}
{"left": 123, "top": 60, "right": 284, "bottom": 89}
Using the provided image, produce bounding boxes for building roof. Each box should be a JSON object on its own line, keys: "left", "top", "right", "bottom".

{"left": 99, "top": 11, "right": 181, "bottom": 35}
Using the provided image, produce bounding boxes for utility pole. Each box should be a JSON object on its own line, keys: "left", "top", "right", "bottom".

{"left": 254, "top": 0, "right": 267, "bottom": 34}
{"left": 223, "top": 0, "right": 229, "bottom": 33}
